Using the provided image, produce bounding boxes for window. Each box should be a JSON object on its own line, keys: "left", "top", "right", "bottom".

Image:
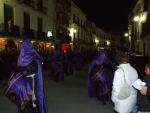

{"left": 24, "top": 12, "right": 30, "bottom": 30}
{"left": 37, "top": 18, "right": 43, "bottom": 32}
{"left": 4, "top": 4, "right": 14, "bottom": 32}
{"left": 73, "top": 14, "right": 76, "bottom": 23}
{"left": 37, "top": 0, "right": 43, "bottom": 10}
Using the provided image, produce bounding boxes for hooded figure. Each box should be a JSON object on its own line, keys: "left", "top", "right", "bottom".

{"left": 4, "top": 38, "right": 48, "bottom": 113}
{"left": 88, "top": 51, "right": 115, "bottom": 104}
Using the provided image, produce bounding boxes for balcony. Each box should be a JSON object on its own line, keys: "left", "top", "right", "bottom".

{"left": 0, "top": 23, "right": 20, "bottom": 37}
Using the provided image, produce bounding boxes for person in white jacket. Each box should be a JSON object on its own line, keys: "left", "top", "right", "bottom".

{"left": 111, "top": 52, "right": 138, "bottom": 113}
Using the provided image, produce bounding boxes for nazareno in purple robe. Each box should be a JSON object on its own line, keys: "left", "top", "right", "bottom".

{"left": 4, "top": 38, "right": 48, "bottom": 113}
{"left": 88, "top": 51, "right": 114, "bottom": 100}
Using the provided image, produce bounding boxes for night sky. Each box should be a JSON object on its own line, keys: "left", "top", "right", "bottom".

{"left": 73, "top": 0, "right": 137, "bottom": 35}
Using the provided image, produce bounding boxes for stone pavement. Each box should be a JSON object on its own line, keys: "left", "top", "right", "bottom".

{"left": 0, "top": 71, "right": 114, "bottom": 113}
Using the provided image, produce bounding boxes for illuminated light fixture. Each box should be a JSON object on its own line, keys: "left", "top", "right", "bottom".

{"left": 70, "top": 42, "right": 73, "bottom": 45}
{"left": 46, "top": 44, "right": 50, "bottom": 48}
{"left": 31, "top": 41, "right": 35, "bottom": 43}
{"left": 95, "top": 39, "right": 99, "bottom": 43}
{"left": 47, "top": 31, "right": 52, "bottom": 37}
{"left": 69, "top": 28, "right": 77, "bottom": 37}
{"left": 134, "top": 16, "right": 140, "bottom": 22}
{"left": 106, "top": 40, "right": 111, "bottom": 46}
{"left": 69, "top": 28, "right": 77, "bottom": 33}
{"left": 51, "top": 45, "right": 55, "bottom": 48}
{"left": 2, "top": 39, "right": 5, "bottom": 42}
{"left": 124, "top": 33, "right": 129, "bottom": 37}
{"left": 140, "top": 12, "right": 147, "bottom": 22}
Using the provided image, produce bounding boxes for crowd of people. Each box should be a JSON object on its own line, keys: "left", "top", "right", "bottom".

{"left": 88, "top": 50, "right": 150, "bottom": 113}
{"left": 0, "top": 37, "right": 150, "bottom": 113}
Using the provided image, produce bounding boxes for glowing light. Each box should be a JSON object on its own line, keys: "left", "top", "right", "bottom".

{"left": 69, "top": 28, "right": 77, "bottom": 33}
{"left": 69, "top": 28, "right": 77, "bottom": 37}
{"left": 51, "top": 45, "right": 55, "bottom": 48}
{"left": 124, "top": 33, "right": 129, "bottom": 37}
{"left": 47, "top": 31, "right": 52, "bottom": 37}
{"left": 106, "top": 40, "right": 111, "bottom": 46}
{"left": 95, "top": 39, "right": 99, "bottom": 43}
{"left": 2, "top": 39, "right": 5, "bottom": 42}
{"left": 31, "top": 41, "right": 35, "bottom": 43}
{"left": 134, "top": 16, "right": 140, "bottom": 22}
{"left": 70, "top": 42, "right": 73, "bottom": 45}
{"left": 140, "top": 12, "right": 147, "bottom": 22}
{"left": 46, "top": 44, "right": 50, "bottom": 48}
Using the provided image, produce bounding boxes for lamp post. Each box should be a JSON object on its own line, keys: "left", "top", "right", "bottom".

{"left": 95, "top": 39, "right": 99, "bottom": 45}
{"left": 106, "top": 40, "right": 111, "bottom": 49}
{"left": 133, "top": 12, "right": 147, "bottom": 53}
{"left": 69, "top": 28, "right": 77, "bottom": 50}
{"left": 124, "top": 32, "right": 131, "bottom": 50}
{"left": 124, "top": 33, "right": 129, "bottom": 37}
{"left": 47, "top": 31, "right": 53, "bottom": 38}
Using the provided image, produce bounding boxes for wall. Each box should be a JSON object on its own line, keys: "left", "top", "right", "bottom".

{"left": 0, "top": 0, "right": 54, "bottom": 33}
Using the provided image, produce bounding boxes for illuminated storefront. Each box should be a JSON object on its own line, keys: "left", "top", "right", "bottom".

{"left": 0, "top": 36, "right": 54, "bottom": 53}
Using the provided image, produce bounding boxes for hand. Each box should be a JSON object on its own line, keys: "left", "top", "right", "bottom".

{"left": 140, "top": 86, "right": 148, "bottom": 96}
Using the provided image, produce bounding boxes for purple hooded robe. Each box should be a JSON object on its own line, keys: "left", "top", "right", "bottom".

{"left": 5, "top": 39, "right": 48, "bottom": 113}
{"left": 88, "top": 51, "right": 114, "bottom": 99}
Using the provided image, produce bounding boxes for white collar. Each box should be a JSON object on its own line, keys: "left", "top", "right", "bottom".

{"left": 118, "top": 63, "right": 130, "bottom": 68}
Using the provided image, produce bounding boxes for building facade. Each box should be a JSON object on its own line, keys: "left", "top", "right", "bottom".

{"left": 0, "top": 0, "right": 121, "bottom": 53}
{"left": 0, "top": 0, "right": 55, "bottom": 53}
{"left": 69, "top": 2, "right": 120, "bottom": 51}
{"left": 69, "top": 1, "right": 88, "bottom": 51}
{"left": 128, "top": 0, "right": 150, "bottom": 56}
{"left": 54, "top": 0, "right": 72, "bottom": 52}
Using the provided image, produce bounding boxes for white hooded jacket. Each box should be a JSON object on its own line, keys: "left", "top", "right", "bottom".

{"left": 111, "top": 63, "right": 138, "bottom": 113}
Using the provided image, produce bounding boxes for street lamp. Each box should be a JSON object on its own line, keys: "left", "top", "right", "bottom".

{"left": 95, "top": 39, "right": 99, "bottom": 44}
{"left": 69, "top": 28, "right": 77, "bottom": 37}
{"left": 69, "top": 28, "right": 77, "bottom": 50}
{"left": 47, "top": 31, "right": 52, "bottom": 37}
{"left": 134, "top": 16, "right": 140, "bottom": 22}
{"left": 106, "top": 40, "right": 111, "bottom": 46}
{"left": 124, "top": 33, "right": 129, "bottom": 37}
{"left": 133, "top": 12, "right": 147, "bottom": 53}
{"left": 133, "top": 12, "right": 147, "bottom": 23}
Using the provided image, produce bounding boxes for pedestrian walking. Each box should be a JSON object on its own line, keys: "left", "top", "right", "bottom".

{"left": 112, "top": 51, "right": 138, "bottom": 113}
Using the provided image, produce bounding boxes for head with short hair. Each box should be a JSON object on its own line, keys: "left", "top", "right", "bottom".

{"left": 115, "top": 51, "right": 129, "bottom": 64}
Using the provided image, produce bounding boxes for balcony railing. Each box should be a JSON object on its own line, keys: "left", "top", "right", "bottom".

{"left": 0, "top": 23, "right": 20, "bottom": 36}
